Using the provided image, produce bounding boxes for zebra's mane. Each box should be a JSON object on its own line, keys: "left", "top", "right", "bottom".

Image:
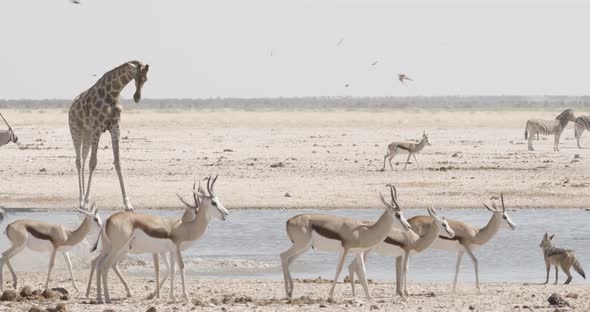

{"left": 555, "top": 109, "right": 574, "bottom": 121}
{"left": 555, "top": 109, "right": 574, "bottom": 128}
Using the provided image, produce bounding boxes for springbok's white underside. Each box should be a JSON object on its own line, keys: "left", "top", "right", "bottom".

{"left": 26, "top": 236, "right": 73, "bottom": 253}
{"left": 430, "top": 239, "right": 480, "bottom": 252}
{"left": 310, "top": 232, "right": 369, "bottom": 254}
{"left": 127, "top": 229, "right": 203, "bottom": 254}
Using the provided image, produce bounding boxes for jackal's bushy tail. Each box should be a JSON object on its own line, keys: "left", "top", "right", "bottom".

{"left": 573, "top": 256, "right": 586, "bottom": 279}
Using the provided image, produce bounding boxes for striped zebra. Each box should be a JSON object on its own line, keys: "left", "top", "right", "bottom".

{"left": 524, "top": 109, "right": 575, "bottom": 151}
{"left": 574, "top": 115, "right": 590, "bottom": 148}
{"left": 0, "top": 129, "right": 18, "bottom": 148}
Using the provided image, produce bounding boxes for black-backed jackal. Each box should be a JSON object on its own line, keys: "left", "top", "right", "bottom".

{"left": 540, "top": 233, "right": 586, "bottom": 285}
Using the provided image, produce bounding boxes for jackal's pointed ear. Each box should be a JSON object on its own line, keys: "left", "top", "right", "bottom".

{"left": 543, "top": 232, "right": 548, "bottom": 239}
{"left": 549, "top": 234, "right": 555, "bottom": 240}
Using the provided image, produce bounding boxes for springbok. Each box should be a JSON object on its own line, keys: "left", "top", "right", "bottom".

{"left": 85, "top": 196, "right": 197, "bottom": 300}
{"left": 280, "top": 184, "right": 412, "bottom": 300}
{"left": 381, "top": 131, "right": 431, "bottom": 171}
{"left": 348, "top": 206, "right": 455, "bottom": 297}
{"left": 93, "top": 176, "right": 228, "bottom": 304}
{"left": 0, "top": 203, "right": 102, "bottom": 292}
{"left": 408, "top": 194, "right": 516, "bottom": 292}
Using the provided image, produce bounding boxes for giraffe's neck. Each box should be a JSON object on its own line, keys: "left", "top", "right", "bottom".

{"left": 97, "top": 64, "right": 135, "bottom": 102}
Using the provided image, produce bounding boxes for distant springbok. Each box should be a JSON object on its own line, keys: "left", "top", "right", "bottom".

{"left": 381, "top": 131, "right": 431, "bottom": 171}
{"left": 0, "top": 204, "right": 102, "bottom": 292}
{"left": 574, "top": 115, "right": 590, "bottom": 148}
{"left": 408, "top": 194, "right": 516, "bottom": 292}
{"left": 348, "top": 206, "right": 454, "bottom": 297}
{"left": 280, "top": 185, "right": 412, "bottom": 300}
{"left": 524, "top": 109, "right": 575, "bottom": 151}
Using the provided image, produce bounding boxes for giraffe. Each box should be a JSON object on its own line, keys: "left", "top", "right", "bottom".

{"left": 68, "top": 60, "right": 149, "bottom": 211}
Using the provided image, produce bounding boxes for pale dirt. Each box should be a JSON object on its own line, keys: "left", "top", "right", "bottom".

{"left": 1, "top": 108, "right": 590, "bottom": 311}
{"left": 0, "top": 108, "right": 589, "bottom": 210}
{"left": 1, "top": 271, "right": 589, "bottom": 312}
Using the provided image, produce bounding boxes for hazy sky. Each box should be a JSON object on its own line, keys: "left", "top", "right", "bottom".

{"left": 1, "top": 0, "right": 590, "bottom": 99}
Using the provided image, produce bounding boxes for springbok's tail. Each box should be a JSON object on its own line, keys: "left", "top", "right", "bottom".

{"left": 573, "top": 256, "right": 586, "bottom": 279}
{"left": 524, "top": 125, "right": 529, "bottom": 140}
{"left": 91, "top": 223, "right": 105, "bottom": 252}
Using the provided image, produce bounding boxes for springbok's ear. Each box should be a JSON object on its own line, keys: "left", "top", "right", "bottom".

{"left": 144, "top": 64, "right": 149, "bottom": 72}
{"left": 76, "top": 208, "right": 91, "bottom": 216}
{"left": 482, "top": 202, "right": 495, "bottom": 212}
{"left": 91, "top": 202, "right": 98, "bottom": 214}
{"left": 176, "top": 193, "right": 194, "bottom": 209}
{"left": 549, "top": 234, "right": 555, "bottom": 240}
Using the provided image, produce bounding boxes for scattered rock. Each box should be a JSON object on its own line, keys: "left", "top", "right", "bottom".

{"left": 47, "top": 303, "right": 67, "bottom": 312}
{"left": 270, "top": 162, "right": 285, "bottom": 168}
{"left": 39, "top": 168, "right": 47, "bottom": 173}
{"left": 574, "top": 154, "right": 581, "bottom": 159}
{"left": 42, "top": 289, "right": 60, "bottom": 300}
{"left": 20, "top": 286, "right": 33, "bottom": 298}
{"left": 146, "top": 307, "right": 157, "bottom": 312}
{"left": 103, "top": 309, "right": 116, "bottom": 312}
{"left": 426, "top": 291, "right": 436, "bottom": 297}
{"left": 0, "top": 290, "right": 18, "bottom": 301}
{"left": 223, "top": 149, "right": 234, "bottom": 152}
{"left": 319, "top": 304, "right": 327, "bottom": 308}
{"left": 51, "top": 288, "right": 69, "bottom": 301}
{"left": 565, "top": 292, "right": 579, "bottom": 299}
{"left": 370, "top": 304, "right": 380, "bottom": 310}
{"left": 451, "top": 152, "right": 462, "bottom": 157}
{"left": 469, "top": 305, "right": 475, "bottom": 310}
{"left": 522, "top": 305, "right": 531, "bottom": 309}
{"left": 284, "top": 192, "right": 292, "bottom": 197}
{"left": 548, "top": 293, "right": 569, "bottom": 307}
{"left": 29, "top": 306, "right": 45, "bottom": 312}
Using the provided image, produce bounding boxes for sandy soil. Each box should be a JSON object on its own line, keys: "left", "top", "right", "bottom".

{"left": 0, "top": 271, "right": 588, "bottom": 312}
{"left": 1, "top": 108, "right": 589, "bottom": 210}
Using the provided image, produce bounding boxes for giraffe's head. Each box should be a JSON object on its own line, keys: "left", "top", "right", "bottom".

{"left": 128, "top": 61, "right": 149, "bottom": 103}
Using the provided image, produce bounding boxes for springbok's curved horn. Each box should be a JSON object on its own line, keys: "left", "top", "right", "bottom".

{"left": 500, "top": 193, "right": 505, "bottom": 212}
{"left": 211, "top": 174, "right": 219, "bottom": 197}
{"left": 176, "top": 193, "right": 194, "bottom": 209}
{"left": 386, "top": 184, "right": 399, "bottom": 208}
{"left": 206, "top": 176, "right": 212, "bottom": 196}
{"left": 379, "top": 193, "right": 390, "bottom": 208}
{"left": 192, "top": 181, "right": 199, "bottom": 208}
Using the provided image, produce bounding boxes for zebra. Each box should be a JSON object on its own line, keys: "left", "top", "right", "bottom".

{"left": 524, "top": 109, "right": 575, "bottom": 151}
{"left": 574, "top": 115, "right": 590, "bottom": 149}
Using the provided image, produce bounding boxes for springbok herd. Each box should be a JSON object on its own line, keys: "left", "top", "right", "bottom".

{"left": 0, "top": 61, "right": 587, "bottom": 304}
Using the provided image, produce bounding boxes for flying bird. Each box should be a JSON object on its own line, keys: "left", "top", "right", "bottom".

{"left": 344, "top": 83, "right": 350, "bottom": 88}
{"left": 336, "top": 38, "right": 344, "bottom": 46}
{"left": 71, "top": 0, "right": 80, "bottom": 4}
{"left": 371, "top": 61, "right": 378, "bottom": 66}
{"left": 398, "top": 73, "right": 413, "bottom": 84}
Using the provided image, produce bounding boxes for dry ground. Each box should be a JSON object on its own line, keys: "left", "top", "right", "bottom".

{"left": 0, "top": 108, "right": 589, "bottom": 210}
